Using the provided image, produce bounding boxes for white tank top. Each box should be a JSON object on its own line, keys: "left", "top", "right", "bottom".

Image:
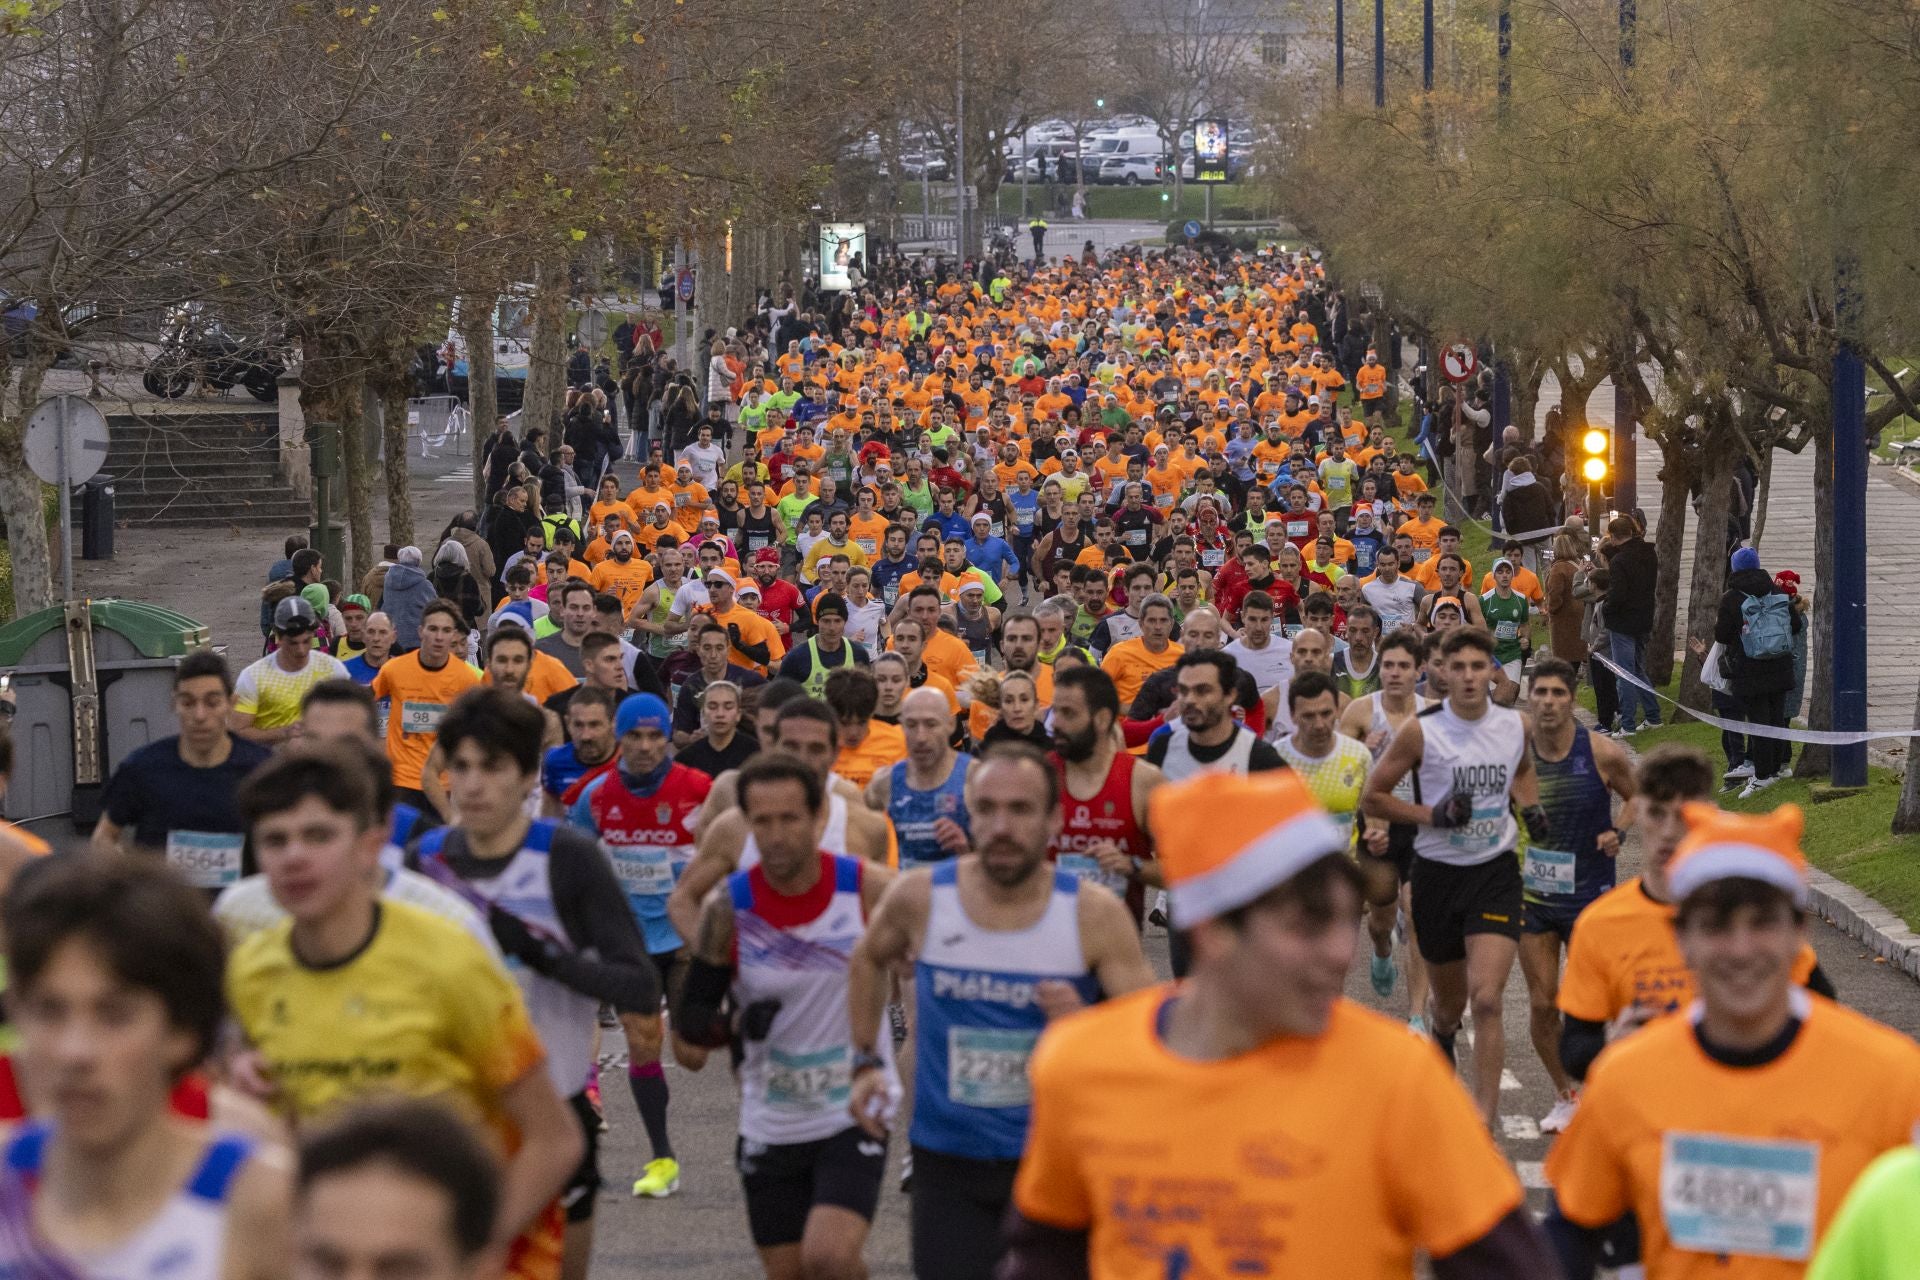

{"left": 1155, "top": 722, "right": 1257, "bottom": 781}
{"left": 730, "top": 855, "right": 894, "bottom": 1144}
{"left": 740, "top": 791, "right": 850, "bottom": 871}
{"left": 1368, "top": 694, "right": 1429, "bottom": 803}
{"left": 1411, "top": 700, "right": 1527, "bottom": 866}
{"left": 2, "top": 1125, "right": 252, "bottom": 1280}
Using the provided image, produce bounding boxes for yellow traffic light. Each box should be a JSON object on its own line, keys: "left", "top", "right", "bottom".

{"left": 1581, "top": 456, "right": 1609, "bottom": 483}
{"left": 1582, "top": 428, "right": 1608, "bottom": 456}
{"left": 1579, "top": 427, "right": 1610, "bottom": 483}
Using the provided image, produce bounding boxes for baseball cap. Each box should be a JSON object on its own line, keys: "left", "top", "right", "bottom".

{"left": 614, "top": 693, "right": 672, "bottom": 739}
{"left": 340, "top": 594, "right": 371, "bottom": 614}
{"left": 273, "top": 596, "right": 318, "bottom": 633}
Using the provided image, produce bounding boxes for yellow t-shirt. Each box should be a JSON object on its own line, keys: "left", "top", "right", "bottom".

{"left": 233, "top": 651, "right": 351, "bottom": 730}
{"left": 1274, "top": 733, "right": 1373, "bottom": 849}
{"left": 371, "top": 652, "right": 482, "bottom": 789}
{"left": 1014, "top": 990, "right": 1523, "bottom": 1277}
{"left": 226, "top": 899, "right": 544, "bottom": 1128}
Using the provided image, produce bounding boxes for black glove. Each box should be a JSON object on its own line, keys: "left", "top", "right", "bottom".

{"left": 1430, "top": 791, "right": 1475, "bottom": 829}
{"left": 738, "top": 998, "right": 782, "bottom": 1042}
{"left": 1520, "top": 804, "right": 1553, "bottom": 843}
{"left": 726, "top": 622, "right": 744, "bottom": 648}
{"left": 489, "top": 905, "right": 562, "bottom": 976}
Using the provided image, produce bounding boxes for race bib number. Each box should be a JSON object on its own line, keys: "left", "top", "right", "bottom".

{"left": 1522, "top": 846, "right": 1577, "bottom": 897}
{"left": 375, "top": 699, "right": 391, "bottom": 736}
{"left": 1055, "top": 852, "right": 1128, "bottom": 896}
{"left": 1286, "top": 519, "right": 1311, "bottom": 539}
{"left": 764, "top": 1045, "right": 852, "bottom": 1113}
{"left": 400, "top": 700, "right": 447, "bottom": 735}
{"left": 610, "top": 844, "right": 675, "bottom": 897}
{"left": 166, "top": 830, "right": 244, "bottom": 889}
{"left": 1494, "top": 619, "right": 1520, "bottom": 640}
{"left": 1661, "top": 1133, "right": 1819, "bottom": 1261}
{"left": 1200, "top": 548, "right": 1225, "bottom": 568}
{"left": 1446, "top": 798, "right": 1509, "bottom": 857}
{"left": 948, "top": 1026, "right": 1037, "bottom": 1108}
{"left": 1414, "top": 547, "right": 1434, "bottom": 563}
{"left": 1327, "top": 810, "right": 1356, "bottom": 845}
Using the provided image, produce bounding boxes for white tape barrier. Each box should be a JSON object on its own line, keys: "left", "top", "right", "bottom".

{"left": 1414, "top": 439, "right": 1566, "bottom": 546}
{"left": 1588, "top": 652, "right": 1912, "bottom": 746}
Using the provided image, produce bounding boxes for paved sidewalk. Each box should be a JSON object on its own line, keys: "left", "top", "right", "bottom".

{"left": 1543, "top": 373, "right": 1920, "bottom": 725}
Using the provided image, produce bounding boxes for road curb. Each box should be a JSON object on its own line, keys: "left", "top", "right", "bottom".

{"left": 1807, "top": 868, "right": 1920, "bottom": 981}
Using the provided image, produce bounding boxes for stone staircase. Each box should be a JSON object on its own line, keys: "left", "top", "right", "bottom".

{"left": 99, "top": 410, "right": 310, "bottom": 528}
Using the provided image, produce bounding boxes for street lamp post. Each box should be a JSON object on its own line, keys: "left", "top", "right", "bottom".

{"left": 1374, "top": 0, "right": 1385, "bottom": 108}
{"left": 1423, "top": 0, "right": 1434, "bottom": 91}
{"left": 1336, "top": 0, "right": 1345, "bottom": 99}
{"left": 1613, "top": 0, "right": 1639, "bottom": 511}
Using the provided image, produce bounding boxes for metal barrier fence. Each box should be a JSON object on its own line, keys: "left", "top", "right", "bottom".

{"left": 408, "top": 395, "right": 468, "bottom": 457}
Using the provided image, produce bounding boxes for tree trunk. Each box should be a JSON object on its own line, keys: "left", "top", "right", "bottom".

{"left": 337, "top": 371, "right": 375, "bottom": 586}
{"left": 376, "top": 357, "right": 415, "bottom": 549}
{"left": 0, "top": 359, "right": 54, "bottom": 618}
{"left": 1512, "top": 362, "right": 1545, "bottom": 444}
{"left": 1800, "top": 422, "right": 1836, "bottom": 779}
{"left": 1894, "top": 672, "right": 1920, "bottom": 833}
{"left": 1676, "top": 442, "right": 1732, "bottom": 708}
{"left": 1750, "top": 445, "right": 1773, "bottom": 547}
{"left": 520, "top": 254, "right": 571, "bottom": 452}
{"left": 460, "top": 302, "right": 497, "bottom": 511}
{"left": 1649, "top": 437, "right": 1693, "bottom": 690}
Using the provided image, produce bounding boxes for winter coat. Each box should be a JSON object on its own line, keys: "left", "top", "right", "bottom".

{"left": 1714, "top": 568, "right": 1802, "bottom": 698}
{"left": 1602, "top": 536, "right": 1659, "bottom": 637}
{"left": 378, "top": 563, "right": 437, "bottom": 650}
{"left": 444, "top": 528, "right": 496, "bottom": 605}
{"left": 1500, "top": 478, "right": 1557, "bottom": 541}
{"left": 1545, "top": 557, "right": 1587, "bottom": 665}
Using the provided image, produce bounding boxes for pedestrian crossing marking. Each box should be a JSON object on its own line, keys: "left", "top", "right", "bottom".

{"left": 1516, "top": 1160, "right": 1548, "bottom": 1190}
{"left": 1500, "top": 1114, "right": 1541, "bottom": 1141}
{"left": 1501, "top": 1069, "right": 1521, "bottom": 1092}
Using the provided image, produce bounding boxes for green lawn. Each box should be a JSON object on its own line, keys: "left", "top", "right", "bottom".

{"left": 1868, "top": 358, "right": 1920, "bottom": 459}
{"left": 1577, "top": 676, "right": 1920, "bottom": 929}
{"left": 972, "top": 182, "right": 1289, "bottom": 225}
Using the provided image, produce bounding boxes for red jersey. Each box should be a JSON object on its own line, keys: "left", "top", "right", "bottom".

{"left": 1047, "top": 751, "right": 1148, "bottom": 922}
{"left": 752, "top": 577, "right": 805, "bottom": 632}
{"left": 585, "top": 762, "right": 712, "bottom": 904}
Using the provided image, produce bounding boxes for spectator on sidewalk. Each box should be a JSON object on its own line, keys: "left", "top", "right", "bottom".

{"left": 1716, "top": 546, "right": 1802, "bottom": 797}
{"left": 1544, "top": 531, "right": 1588, "bottom": 677}
{"left": 1600, "top": 514, "right": 1660, "bottom": 736}
{"left": 377, "top": 546, "right": 436, "bottom": 652}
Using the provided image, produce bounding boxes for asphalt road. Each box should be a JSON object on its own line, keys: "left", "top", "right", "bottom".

{"left": 583, "top": 828, "right": 1920, "bottom": 1279}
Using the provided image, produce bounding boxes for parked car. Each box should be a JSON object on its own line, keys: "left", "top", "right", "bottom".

{"left": 1098, "top": 153, "right": 1167, "bottom": 186}
{"left": 3, "top": 296, "right": 103, "bottom": 367}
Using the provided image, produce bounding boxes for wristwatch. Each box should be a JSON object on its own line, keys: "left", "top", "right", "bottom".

{"left": 1129, "top": 855, "right": 1148, "bottom": 880}
{"left": 851, "top": 1049, "right": 886, "bottom": 1077}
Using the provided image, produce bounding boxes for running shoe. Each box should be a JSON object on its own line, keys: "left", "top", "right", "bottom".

{"left": 631, "top": 1157, "right": 681, "bottom": 1198}
{"left": 1370, "top": 954, "right": 1396, "bottom": 998}
{"left": 584, "top": 1078, "right": 608, "bottom": 1134}
{"left": 1722, "top": 762, "right": 1754, "bottom": 782}
{"left": 1739, "top": 774, "right": 1781, "bottom": 800}
{"left": 1540, "top": 1090, "right": 1580, "bottom": 1134}
{"left": 1407, "top": 1013, "right": 1428, "bottom": 1037}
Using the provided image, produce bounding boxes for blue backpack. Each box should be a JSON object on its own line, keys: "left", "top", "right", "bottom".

{"left": 1740, "top": 592, "right": 1792, "bottom": 659}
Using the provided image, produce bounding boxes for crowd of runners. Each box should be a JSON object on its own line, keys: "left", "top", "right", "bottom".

{"left": 0, "top": 242, "right": 1912, "bottom": 1280}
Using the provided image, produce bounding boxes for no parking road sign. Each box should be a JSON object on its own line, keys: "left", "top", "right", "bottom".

{"left": 1441, "top": 343, "right": 1479, "bottom": 383}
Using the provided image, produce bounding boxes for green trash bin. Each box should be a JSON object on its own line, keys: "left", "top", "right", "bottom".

{"left": 0, "top": 600, "right": 213, "bottom": 831}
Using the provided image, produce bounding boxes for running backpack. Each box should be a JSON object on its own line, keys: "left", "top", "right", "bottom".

{"left": 1739, "top": 592, "right": 1792, "bottom": 659}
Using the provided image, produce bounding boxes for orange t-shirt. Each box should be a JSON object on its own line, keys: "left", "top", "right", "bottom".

{"left": 1098, "top": 638, "right": 1183, "bottom": 707}
{"left": 589, "top": 557, "right": 654, "bottom": 612}
{"left": 1013, "top": 990, "right": 1523, "bottom": 1278}
{"left": 834, "top": 720, "right": 907, "bottom": 791}
{"left": 370, "top": 653, "right": 483, "bottom": 789}
{"left": 1547, "top": 997, "right": 1920, "bottom": 1280}
{"left": 1558, "top": 877, "right": 1820, "bottom": 1024}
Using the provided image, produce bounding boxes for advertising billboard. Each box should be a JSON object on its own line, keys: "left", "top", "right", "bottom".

{"left": 819, "top": 222, "right": 867, "bottom": 291}
{"left": 1193, "top": 118, "right": 1230, "bottom": 184}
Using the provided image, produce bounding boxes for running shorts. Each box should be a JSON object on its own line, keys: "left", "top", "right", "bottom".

{"left": 1410, "top": 851, "right": 1523, "bottom": 965}
{"left": 736, "top": 1126, "right": 888, "bottom": 1248}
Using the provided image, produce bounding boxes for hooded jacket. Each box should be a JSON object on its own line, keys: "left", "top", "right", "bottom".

{"left": 378, "top": 562, "right": 437, "bottom": 650}
{"left": 1714, "top": 566, "right": 1801, "bottom": 696}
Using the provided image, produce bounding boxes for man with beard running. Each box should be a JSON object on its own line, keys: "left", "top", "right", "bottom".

{"left": 1515, "top": 656, "right": 1636, "bottom": 1133}
{"left": 846, "top": 744, "right": 1154, "bottom": 1280}
{"left": 570, "top": 694, "right": 715, "bottom": 1199}
{"left": 1047, "top": 667, "right": 1164, "bottom": 928}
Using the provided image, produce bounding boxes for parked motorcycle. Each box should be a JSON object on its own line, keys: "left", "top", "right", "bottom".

{"left": 142, "top": 311, "right": 283, "bottom": 402}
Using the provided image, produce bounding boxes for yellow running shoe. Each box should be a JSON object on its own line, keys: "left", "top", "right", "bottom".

{"left": 631, "top": 1157, "right": 681, "bottom": 1198}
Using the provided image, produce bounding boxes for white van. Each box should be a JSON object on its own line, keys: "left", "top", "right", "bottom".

{"left": 1087, "top": 129, "right": 1167, "bottom": 184}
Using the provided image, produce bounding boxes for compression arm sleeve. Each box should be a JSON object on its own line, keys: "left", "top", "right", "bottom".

{"left": 1432, "top": 1208, "right": 1567, "bottom": 1280}
{"left": 995, "top": 1212, "right": 1091, "bottom": 1280}
{"left": 1560, "top": 1016, "right": 1608, "bottom": 1083}
{"left": 673, "top": 956, "right": 734, "bottom": 1048}
{"left": 547, "top": 827, "right": 662, "bottom": 1013}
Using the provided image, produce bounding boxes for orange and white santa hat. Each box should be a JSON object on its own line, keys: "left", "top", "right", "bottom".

{"left": 1667, "top": 802, "right": 1810, "bottom": 907}
{"left": 1147, "top": 770, "right": 1350, "bottom": 928}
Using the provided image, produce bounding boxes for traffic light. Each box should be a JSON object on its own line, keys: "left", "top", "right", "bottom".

{"left": 1580, "top": 427, "right": 1610, "bottom": 483}
{"left": 1095, "top": 97, "right": 1105, "bottom": 108}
